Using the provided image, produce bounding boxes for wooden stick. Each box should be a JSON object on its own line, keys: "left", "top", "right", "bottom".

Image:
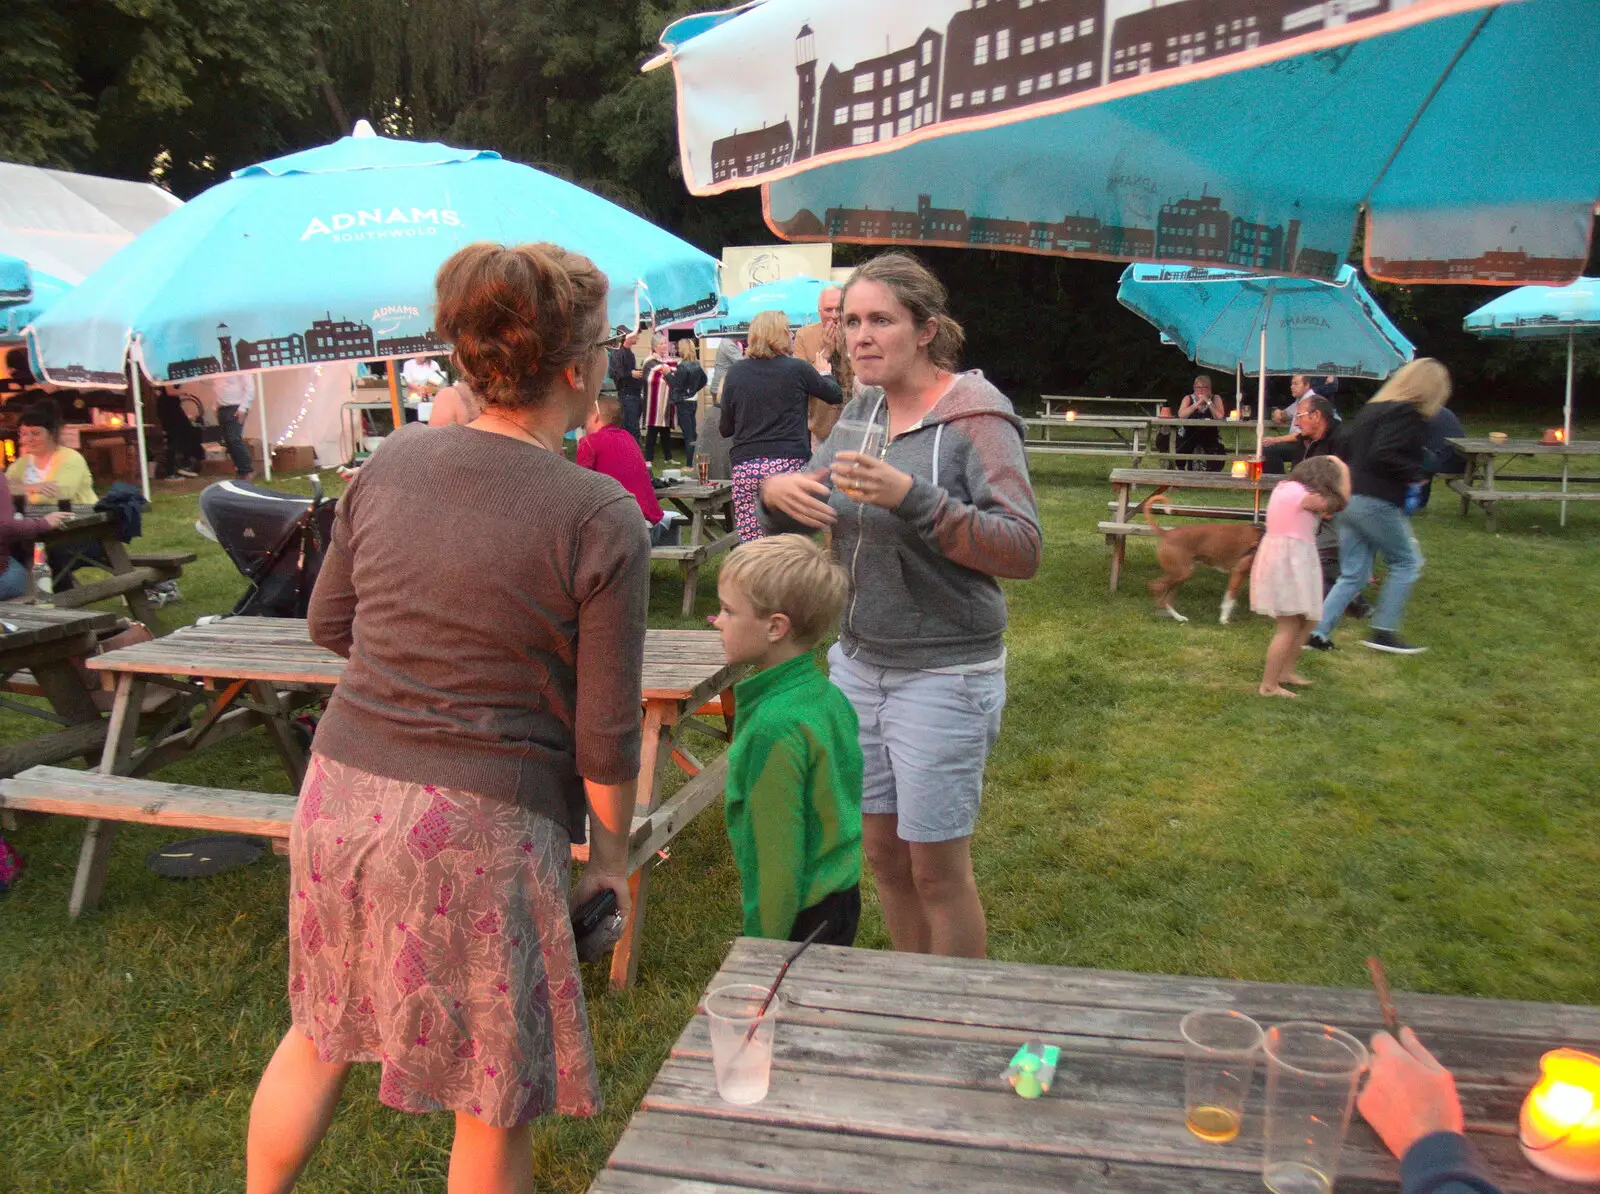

{"left": 1367, "top": 956, "right": 1401, "bottom": 1035}
{"left": 738, "top": 922, "right": 828, "bottom": 1051}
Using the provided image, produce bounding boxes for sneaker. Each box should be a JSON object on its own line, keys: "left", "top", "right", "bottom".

{"left": 176, "top": 467, "right": 199, "bottom": 478}
{"left": 1363, "top": 630, "right": 1426, "bottom": 655}
{"left": 1304, "top": 634, "right": 1336, "bottom": 651}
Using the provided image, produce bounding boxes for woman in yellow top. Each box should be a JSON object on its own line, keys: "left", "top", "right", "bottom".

{"left": 7, "top": 403, "right": 97, "bottom": 506}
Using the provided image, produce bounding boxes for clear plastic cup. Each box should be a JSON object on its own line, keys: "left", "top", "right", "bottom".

{"left": 705, "top": 983, "right": 782, "bottom": 1104}
{"left": 1262, "top": 1022, "right": 1369, "bottom": 1194}
{"left": 1181, "top": 1009, "right": 1263, "bottom": 1144}
{"left": 832, "top": 419, "right": 886, "bottom": 500}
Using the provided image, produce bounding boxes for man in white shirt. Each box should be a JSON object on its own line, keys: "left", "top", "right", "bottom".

{"left": 401, "top": 356, "right": 445, "bottom": 398}
{"left": 209, "top": 372, "right": 256, "bottom": 479}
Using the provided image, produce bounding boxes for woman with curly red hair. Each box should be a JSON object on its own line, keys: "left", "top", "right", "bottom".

{"left": 246, "top": 242, "right": 649, "bottom": 1194}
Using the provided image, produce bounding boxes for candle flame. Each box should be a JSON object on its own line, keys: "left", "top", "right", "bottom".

{"left": 1535, "top": 1081, "right": 1596, "bottom": 1128}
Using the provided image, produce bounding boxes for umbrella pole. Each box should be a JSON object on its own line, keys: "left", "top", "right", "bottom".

{"left": 130, "top": 366, "right": 151, "bottom": 502}
{"left": 1254, "top": 322, "right": 1269, "bottom": 522}
{"left": 388, "top": 365, "right": 403, "bottom": 438}
{"left": 1560, "top": 330, "right": 1574, "bottom": 527}
{"left": 256, "top": 373, "right": 272, "bottom": 481}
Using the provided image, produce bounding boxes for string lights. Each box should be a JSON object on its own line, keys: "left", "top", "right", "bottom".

{"left": 273, "top": 365, "right": 324, "bottom": 447}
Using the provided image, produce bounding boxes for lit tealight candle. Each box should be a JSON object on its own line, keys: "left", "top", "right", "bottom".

{"left": 1521, "top": 1048, "right": 1600, "bottom": 1182}
{"left": 1065, "top": 410, "right": 1077, "bottom": 422}
{"left": 1227, "top": 409, "right": 1241, "bottom": 421}
{"left": 1231, "top": 460, "right": 1249, "bottom": 478}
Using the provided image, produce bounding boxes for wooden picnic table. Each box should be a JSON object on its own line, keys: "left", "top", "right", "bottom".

{"left": 1103, "top": 468, "right": 1274, "bottom": 593}
{"left": 591, "top": 938, "right": 1597, "bottom": 1193}
{"left": 653, "top": 481, "right": 739, "bottom": 616}
{"left": 1023, "top": 416, "right": 1149, "bottom": 461}
{"left": 1447, "top": 437, "right": 1600, "bottom": 530}
{"left": 1041, "top": 394, "right": 1163, "bottom": 418}
{"left": 65, "top": 617, "right": 748, "bottom": 986}
{"left": 0, "top": 606, "right": 120, "bottom": 798}
{"left": 22, "top": 506, "right": 165, "bottom": 628}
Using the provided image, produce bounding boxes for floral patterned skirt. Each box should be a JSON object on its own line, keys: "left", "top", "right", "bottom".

{"left": 287, "top": 753, "right": 599, "bottom": 1128}
{"left": 731, "top": 456, "right": 809, "bottom": 542}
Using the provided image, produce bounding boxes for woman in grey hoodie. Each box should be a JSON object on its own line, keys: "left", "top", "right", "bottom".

{"left": 762, "top": 253, "right": 1041, "bottom": 959}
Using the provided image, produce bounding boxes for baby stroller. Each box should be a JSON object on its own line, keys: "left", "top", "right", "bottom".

{"left": 196, "top": 478, "right": 336, "bottom": 617}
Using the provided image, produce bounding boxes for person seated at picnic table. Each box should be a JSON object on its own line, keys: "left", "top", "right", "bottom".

{"left": 1358, "top": 1026, "right": 1503, "bottom": 1194}
{"left": 760, "top": 252, "right": 1041, "bottom": 960}
{"left": 1416, "top": 403, "right": 1467, "bottom": 511}
{"left": 721, "top": 309, "right": 843, "bottom": 542}
{"left": 579, "top": 393, "right": 677, "bottom": 545}
{"left": 714, "top": 534, "right": 863, "bottom": 945}
{"left": 7, "top": 401, "right": 97, "bottom": 507}
{"left": 247, "top": 240, "right": 649, "bottom": 1194}
{"left": 1177, "top": 373, "right": 1226, "bottom": 471}
{"left": 0, "top": 471, "right": 72, "bottom": 599}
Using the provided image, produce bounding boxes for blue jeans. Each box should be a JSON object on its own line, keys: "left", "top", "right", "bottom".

{"left": 217, "top": 403, "right": 254, "bottom": 476}
{"left": 1316, "top": 493, "right": 1424, "bottom": 636}
{"left": 0, "top": 556, "right": 26, "bottom": 600}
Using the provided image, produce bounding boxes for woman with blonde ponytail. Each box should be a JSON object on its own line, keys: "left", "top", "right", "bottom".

{"left": 761, "top": 251, "right": 1041, "bottom": 960}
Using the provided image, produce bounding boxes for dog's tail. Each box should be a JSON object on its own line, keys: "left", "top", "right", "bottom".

{"left": 1140, "top": 489, "right": 1173, "bottom": 536}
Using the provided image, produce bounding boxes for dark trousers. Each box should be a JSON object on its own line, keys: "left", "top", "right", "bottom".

{"left": 674, "top": 400, "right": 699, "bottom": 465}
{"left": 1178, "top": 426, "right": 1225, "bottom": 471}
{"left": 217, "top": 403, "right": 254, "bottom": 477}
{"left": 620, "top": 394, "right": 643, "bottom": 443}
{"left": 1262, "top": 439, "right": 1300, "bottom": 476}
{"left": 789, "top": 884, "right": 861, "bottom": 947}
{"left": 644, "top": 425, "right": 679, "bottom": 464}
{"left": 158, "top": 403, "right": 203, "bottom": 477}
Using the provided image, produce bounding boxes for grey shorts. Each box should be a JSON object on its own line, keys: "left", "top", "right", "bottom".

{"left": 827, "top": 643, "right": 1006, "bottom": 843}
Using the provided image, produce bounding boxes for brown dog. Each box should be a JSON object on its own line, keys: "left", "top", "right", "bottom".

{"left": 1142, "top": 493, "right": 1263, "bottom": 624}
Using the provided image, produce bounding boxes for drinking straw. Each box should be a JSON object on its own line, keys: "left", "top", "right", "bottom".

{"left": 737, "top": 921, "right": 827, "bottom": 1051}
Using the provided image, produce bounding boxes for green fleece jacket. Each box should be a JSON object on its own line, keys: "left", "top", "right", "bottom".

{"left": 724, "top": 652, "right": 863, "bottom": 939}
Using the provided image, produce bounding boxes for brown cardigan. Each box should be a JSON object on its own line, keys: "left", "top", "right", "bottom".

{"left": 308, "top": 423, "right": 651, "bottom": 841}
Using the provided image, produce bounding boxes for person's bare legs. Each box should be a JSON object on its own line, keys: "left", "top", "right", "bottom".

{"left": 1282, "top": 616, "right": 1317, "bottom": 686}
{"left": 246, "top": 1029, "right": 352, "bottom": 1194}
{"left": 449, "top": 1113, "right": 535, "bottom": 1194}
{"left": 1259, "top": 615, "right": 1302, "bottom": 697}
{"left": 908, "top": 836, "right": 986, "bottom": 958}
{"left": 863, "top": 813, "right": 930, "bottom": 953}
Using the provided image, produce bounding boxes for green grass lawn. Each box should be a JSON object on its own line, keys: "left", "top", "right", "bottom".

{"left": 3, "top": 430, "right": 1599, "bottom": 1192}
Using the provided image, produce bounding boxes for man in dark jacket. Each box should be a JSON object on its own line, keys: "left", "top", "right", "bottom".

{"left": 608, "top": 339, "right": 643, "bottom": 442}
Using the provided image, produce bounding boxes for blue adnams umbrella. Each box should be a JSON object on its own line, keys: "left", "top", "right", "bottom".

{"left": 1118, "top": 263, "right": 1413, "bottom": 456}
{"left": 1464, "top": 277, "right": 1600, "bottom": 524}
{"left": 694, "top": 275, "right": 833, "bottom": 335}
{"left": 0, "top": 254, "right": 31, "bottom": 306}
{"left": 2, "top": 271, "right": 71, "bottom": 340}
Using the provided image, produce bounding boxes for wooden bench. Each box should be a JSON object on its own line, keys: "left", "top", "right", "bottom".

{"left": 128, "top": 550, "right": 197, "bottom": 581}
{"left": 653, "top": 531, "right": 739, "bottom": 617}
{"left": 1, "top": 752, "right": 731, "bottom": 921}
{"left": 1447, "top": 478, "right": 1600, "bottom": 530}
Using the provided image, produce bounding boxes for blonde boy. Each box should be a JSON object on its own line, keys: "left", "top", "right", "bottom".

{"left": 713, "top": 535, "right": 864, "bottom": 943}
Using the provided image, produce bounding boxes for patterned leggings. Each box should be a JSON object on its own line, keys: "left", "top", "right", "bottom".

{"left": 731, "top": 456, "right": 809, "bottom": 542}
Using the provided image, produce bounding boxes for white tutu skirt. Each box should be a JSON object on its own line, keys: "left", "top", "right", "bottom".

{"left": 1249, "top": 535, "right": 1323, "bottom": 618}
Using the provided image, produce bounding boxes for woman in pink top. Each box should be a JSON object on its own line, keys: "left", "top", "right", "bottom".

{"left": 1251, "top": 456, "right": 1350, "bottom": 697}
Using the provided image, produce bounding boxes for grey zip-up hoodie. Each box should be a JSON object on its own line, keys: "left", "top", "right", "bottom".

{"left": 764, "top": 370, "right": 1042, "bottom": 669}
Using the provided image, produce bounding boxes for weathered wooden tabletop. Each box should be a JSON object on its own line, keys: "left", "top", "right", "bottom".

{"left": 591, "top": 939, "right": 1600, "bottom": 1194}
{"left": 85, "top": 616, "right": 740, "bottom": 702}
{"left": 1449, "top": 437, "right": 1600, "bottom": 457}
{"left": 0, "top": 604, "right": 120, "bottom": 653}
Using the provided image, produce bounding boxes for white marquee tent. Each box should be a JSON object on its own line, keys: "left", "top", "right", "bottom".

{"left": 0, "top": 163, "right": 181, "bottom": 285}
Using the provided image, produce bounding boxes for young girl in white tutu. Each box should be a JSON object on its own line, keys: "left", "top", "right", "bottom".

{"left": 1252, "top": 456, "right": 1350, "bottom": 697}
